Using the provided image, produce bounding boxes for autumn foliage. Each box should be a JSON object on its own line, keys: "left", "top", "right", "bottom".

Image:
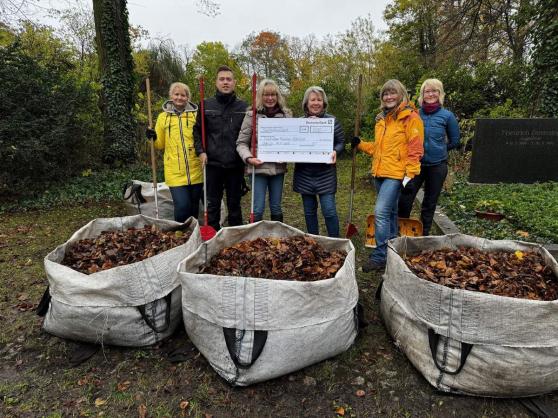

{"left": 62, "top": 225, "right": 191, "bottom": 274}
{"left": 200, "top": 236, "right": 347, "bottom": 281}
{"left": 404, "top": 247, "right": 558, "bottom": 301}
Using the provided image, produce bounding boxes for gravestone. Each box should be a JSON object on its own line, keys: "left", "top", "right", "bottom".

{"left": 469, "top": 118, "right": 558, "bottom": 183}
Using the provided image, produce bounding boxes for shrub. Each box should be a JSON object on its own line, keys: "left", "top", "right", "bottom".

{"left": 0, "top": 41, "right": 102, "bottom": 195}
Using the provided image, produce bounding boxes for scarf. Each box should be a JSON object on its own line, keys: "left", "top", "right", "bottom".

{"left": 422, "top": 102, "right": 441, "bottom": 114}
{"left": 261, "top": 105, "right": 282, "bottom": 117}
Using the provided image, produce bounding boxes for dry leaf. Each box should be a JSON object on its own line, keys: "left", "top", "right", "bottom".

{"left": 179, "top": 400, "right": 189, "bottom": 410}
{"left": 404, "top": 247, "right": 557, "bottom": 301}
{"left": 117, "top": 381, "right": 131, "bottom": 392}
{"left": 138, "top": 403, "right": 147, "bottom": 418}
{"left": 62, "top": 226, "right": 191, "bottom": 274}
{"left": 17, "top": 293, "right": 29, "bottom": 301}
{"left": 336, "top": 406, "right": 346, "bottom": 416}
{"left": 200, "top": 236, "right": 346, "bottom": 281}
{"left": 94, "top": 398, "right": 107, "bottom": 407}
{"left": 516, "top": 230, "right": 530, "bottom": 238}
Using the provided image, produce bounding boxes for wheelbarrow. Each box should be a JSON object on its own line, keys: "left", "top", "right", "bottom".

{"left": 365, "top": 215, "right": 423, "bottom": 248}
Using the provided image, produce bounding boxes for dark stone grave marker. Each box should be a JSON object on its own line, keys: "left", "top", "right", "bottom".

{"left": 469, "top": 118, "right": 558, "bottom": 183}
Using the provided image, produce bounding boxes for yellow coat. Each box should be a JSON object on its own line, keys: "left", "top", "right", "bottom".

{"left": 357, "top": 102, "right": 424, "bottom": 179}
{"left": 153, "top": 100, "right": 202, "bottom": 187}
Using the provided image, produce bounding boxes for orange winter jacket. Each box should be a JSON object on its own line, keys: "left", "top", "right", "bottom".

{"left": 357, "top": 102, "right": 424, "bottom": 180}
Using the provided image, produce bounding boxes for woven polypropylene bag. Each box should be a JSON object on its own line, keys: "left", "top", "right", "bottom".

{"left": 177, "top": 221, "right": 359, "bottom": 386}
{"left": 123, "top": 181, "right": 174, "bottom": 220}
{"left": 380, "top": 233, "right": 558, "bottom": 397}
{"left": 42, "top": 215, "right": 201, "bottom": 347}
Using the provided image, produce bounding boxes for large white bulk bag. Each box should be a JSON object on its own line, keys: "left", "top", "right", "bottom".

{"left": 177, "top": 221, "right": 359, "bottom": 386}
{"left": 122, "top": 180, "right": 174, "bottom": 220}
{"left": 380, "top": 233, "right": 558, "bottom": 397}
{"left": 123, "top": 180, "right": 228, "bottom": 226}
{"left": 42, "top": 215, "right": 201, "bottom": 347}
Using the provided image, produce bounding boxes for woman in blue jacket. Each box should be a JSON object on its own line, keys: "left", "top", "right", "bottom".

{"left": 398, "top": 78, "right": 460, "bottom": 235}
{"left": 293, "top": 86, "right": 345, "bottom": 237}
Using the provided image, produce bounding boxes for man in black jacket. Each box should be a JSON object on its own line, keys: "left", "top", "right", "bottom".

{"left": 194, "top": 65, "right": 248, "bottom": 230}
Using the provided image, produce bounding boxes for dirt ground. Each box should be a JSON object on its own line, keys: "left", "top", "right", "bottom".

{"left": 1, "top": 163, "right": 556, "bottom": 417}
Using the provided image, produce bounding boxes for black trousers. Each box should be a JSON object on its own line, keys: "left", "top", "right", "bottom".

{"left": 206, "top": 165, "right": 244, "bottom": 230}
{"left": 398, "top": 162, "right": 448, "bottom": 236}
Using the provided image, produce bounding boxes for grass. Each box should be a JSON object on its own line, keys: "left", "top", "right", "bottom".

{"left": 0, "top": 151, "right": 543, "bottom": 417}
{"left": 0, "top": 164, "right": 157, "bottom": 214}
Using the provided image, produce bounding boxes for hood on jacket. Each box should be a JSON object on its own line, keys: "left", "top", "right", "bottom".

{"left": 375, "top": 101, "right": 417, "bottom": 122}
{"left": 162, "top": 100, "right": 198, "bottom": 114}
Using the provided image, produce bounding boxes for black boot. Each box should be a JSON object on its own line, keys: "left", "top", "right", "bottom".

{"left": 270, "top": 213, "right": 283, "bottom": 223}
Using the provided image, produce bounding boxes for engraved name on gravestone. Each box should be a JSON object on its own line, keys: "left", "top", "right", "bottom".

{"left": 469, "top": 119, "right": 558, "bottom": 184}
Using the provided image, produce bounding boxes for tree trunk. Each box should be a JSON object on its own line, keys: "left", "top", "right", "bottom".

{"left": 93, "top": 0, "right": 136, "bottom": 164}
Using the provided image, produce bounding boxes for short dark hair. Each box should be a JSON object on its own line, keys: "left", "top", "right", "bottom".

{"left": 217, "top": 65, "right": 233, "bottom": 74}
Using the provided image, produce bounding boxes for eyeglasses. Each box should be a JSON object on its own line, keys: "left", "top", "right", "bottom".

{"left": 424, "top": 89, "right": 439, "bottom": 95}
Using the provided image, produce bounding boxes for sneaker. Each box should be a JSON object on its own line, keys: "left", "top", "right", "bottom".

{"left": 362, "top": 259, "right": 385, "bottom": 273}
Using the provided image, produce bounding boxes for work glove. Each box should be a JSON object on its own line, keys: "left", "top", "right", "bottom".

{"left": 351, "top": 136, "right": 361, "bottom": 149}
{"left": 402, "top": 176, "right": 411, "bottom": 188}
{"left": 146, "top": 128, "right": 157, "bottom": 140}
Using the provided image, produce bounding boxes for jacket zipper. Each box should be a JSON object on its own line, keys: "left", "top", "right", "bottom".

{"left": 376, "top": 120, "right": 387, "bottom": 176}
{"left": 178, "top": 114, "right": 192, "bottom": 184}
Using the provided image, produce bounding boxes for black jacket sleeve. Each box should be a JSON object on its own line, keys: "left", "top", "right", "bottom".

{"left": 333, "top": 117, "right": 345, "bottom": 156}
{"left": 193, "top": 102, "right": 203, "bottom": 155}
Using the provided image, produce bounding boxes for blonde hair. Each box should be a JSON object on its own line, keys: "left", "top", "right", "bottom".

{"left": 168, "top": 82, "right": 191, "bottom": 99}
{"left": 419, "top": 78, "right": 445, "bottom": 106}
{"left": 379, "top": 79, "right": 408, "bottom": 110}
{"left": 256, "top": 79, "right": 290, "bottom": 113}
{"left": 302, "top": 86, "right": 328, "bottom": 114}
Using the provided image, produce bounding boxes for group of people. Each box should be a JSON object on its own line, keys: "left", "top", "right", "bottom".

{"left": 146, "top": 65, "right": 460, "bottom": 272}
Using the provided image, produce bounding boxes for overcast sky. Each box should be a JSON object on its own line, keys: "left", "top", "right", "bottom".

{"left": 126, "top": 0, "right": 391, "bottom": 49}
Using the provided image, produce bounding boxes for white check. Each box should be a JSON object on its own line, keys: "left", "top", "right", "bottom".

{"left": 257, "top": 118, "right": 335, "bottom": 163}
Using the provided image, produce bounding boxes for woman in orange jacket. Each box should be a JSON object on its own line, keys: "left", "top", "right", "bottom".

{"left": 352, "top": 79, "right": 424, "bottom": 271}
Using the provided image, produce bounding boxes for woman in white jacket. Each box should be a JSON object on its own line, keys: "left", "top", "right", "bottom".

{"left": 236, "top": 79, "right": 291, "bottom": 222}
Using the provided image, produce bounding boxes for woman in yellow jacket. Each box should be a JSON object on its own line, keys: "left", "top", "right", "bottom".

{"left": 146, "top": 82, "right": 203, "bottom": 222}
{"left": 352, "top": 79, "right": 424, "bottom": 271}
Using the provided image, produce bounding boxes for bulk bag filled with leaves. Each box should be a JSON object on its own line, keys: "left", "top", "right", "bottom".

{"left": 177, "top": 221, "right": 359, "bottom": 386}
{"left": 380, "top": 233, "right": 558, "bottom": 397}
{"left": 42, "top": 215, "right": 201, "bottom": 347}
{"left": 122, "top": 180, "right": 175, "bottom": 220}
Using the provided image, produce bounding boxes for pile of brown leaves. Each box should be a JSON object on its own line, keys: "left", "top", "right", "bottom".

{"left": 404, "top": 247, "right": 558, "bottom": 301}
{"left": 200, "top": 236, "right": 347, "bottom": 281}
{"left": 62, "top": 225, "right": 191, "bottom": 274}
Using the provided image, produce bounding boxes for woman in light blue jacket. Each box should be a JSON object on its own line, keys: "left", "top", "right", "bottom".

{"left": 398, "top": 78, "right": 460, "bottom": 235}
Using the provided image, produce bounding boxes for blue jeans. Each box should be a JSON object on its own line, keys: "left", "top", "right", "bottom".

{"left": 253, "top": 173, "right": 284, "bottom": 221}
{"left": 301, "top": 193, "right": 339, "bottom": 237}
{"left": 370, "top": 178, "right": 402, "bottom": 265}
{"left": 169, "top": 184, "right": 203, "bottom": 223}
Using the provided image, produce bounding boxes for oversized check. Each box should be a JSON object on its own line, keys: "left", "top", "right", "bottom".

{"left": 257, "top": 118, "right": 335, "bottom": 163}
